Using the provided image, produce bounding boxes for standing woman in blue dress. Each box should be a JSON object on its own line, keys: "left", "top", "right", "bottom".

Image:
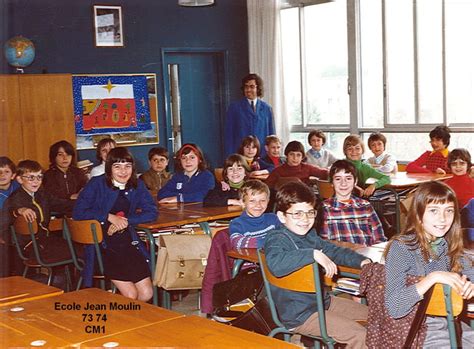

{"left": 73, "top": 147, "right": 157, "bottom": 301}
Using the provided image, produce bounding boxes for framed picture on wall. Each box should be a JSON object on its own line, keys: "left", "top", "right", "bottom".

{"left": 93, "top": 5, "right": 124, "bottom": 47}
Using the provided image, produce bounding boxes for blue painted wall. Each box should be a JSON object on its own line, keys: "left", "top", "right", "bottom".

{"left": 2, "top": 0, "right": 249, "bottom": 172}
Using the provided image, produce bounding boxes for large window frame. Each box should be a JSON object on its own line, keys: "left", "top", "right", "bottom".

{"left": 281, "top": 0, "right": 474, "bottom": 139}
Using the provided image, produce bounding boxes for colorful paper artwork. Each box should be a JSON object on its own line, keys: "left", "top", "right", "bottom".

{"left": 73, "top": 75, "right": 152, "bottom": 135}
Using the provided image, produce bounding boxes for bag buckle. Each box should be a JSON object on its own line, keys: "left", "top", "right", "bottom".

{"left": 201, "top": 257, "right": 207, "bottom": 266}
{"left": 179, "top": 256, "right": 185, "bottom": 267}
{"left": 178, "top": 271, "right": 185, "bottom": 278}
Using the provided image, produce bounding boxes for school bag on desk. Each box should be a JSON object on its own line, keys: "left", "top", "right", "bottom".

{"left": 154, "top": 234, "right": 211, "bottom": 290}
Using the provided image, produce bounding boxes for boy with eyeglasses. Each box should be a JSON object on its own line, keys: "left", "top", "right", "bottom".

{"left": 318, "top": 160, "right": 386, "bottom": 246}
{"left": 6, "top": 160, "right": 74, "bottom": 234}
{"left": 264, "top": 181, "right": 371, "bottom": 348}
{"left": 229, "top": 179, "right": 279, "bottom": 250}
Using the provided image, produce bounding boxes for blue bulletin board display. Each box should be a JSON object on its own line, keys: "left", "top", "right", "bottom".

{"left": 72, "top": 74, "right": 159, "bottom": 149}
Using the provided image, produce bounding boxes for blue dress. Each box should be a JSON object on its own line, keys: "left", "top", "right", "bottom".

{"left": 102, "top": 190, "right": 150, "bottom": 283}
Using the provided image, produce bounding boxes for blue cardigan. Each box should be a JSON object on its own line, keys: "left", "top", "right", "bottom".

{"left": 157, "top": 170, "right": 215, "bottom": 202}
{"left": 224, "top": 97, "right": 275, "bottom": 157}
{"left": 73, "top": 175, "right": 158, "bottom": 286}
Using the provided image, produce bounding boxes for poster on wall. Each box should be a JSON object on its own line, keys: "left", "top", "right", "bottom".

{"left": 72, "top": 74, "right": 159, "bottom": 149}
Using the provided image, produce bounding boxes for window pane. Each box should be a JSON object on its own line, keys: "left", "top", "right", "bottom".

{"left": 304, "top": 1, "right": 349, "bottom": 125}
{"left": 445, "top": 0, "right": 474, "bottom": 124}
{"left": 385, "top": 0, "right": 415, "bottom": 124}
{"left": 359, "top": 0, "right": 383, "bottom": 128}
{"left": 417, "top": 0, "right": 443, "bottom": 123}
{"left": 281, "top": 8, "right": 302, "bottom": 125}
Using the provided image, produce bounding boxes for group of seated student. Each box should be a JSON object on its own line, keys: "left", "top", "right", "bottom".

{"left": 1, "top": 123, "right": 473, "bottom": 345}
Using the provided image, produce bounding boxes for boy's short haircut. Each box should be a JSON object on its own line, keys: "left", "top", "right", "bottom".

{"left": 240, "top": 179, "right": 270, "bottom": 201}
{"left": 429, "top": 125, "right": 451, "bottom": 146}
{"left": 343, "top": 134, "right": 365, "bottom": 155}
{"left": 16, "top": 160, "right": 43, "bottom": 177}
{"left": 284, "top": 140, "right": 305, "bottom": 157}
{"left": 448, "top": 148, "right": 472, "bottom": 168}
{"left": 49, "top": 140, "right": 76, "bottom": 166}
{"left": 0, "top": 156, "right": 16, "bottom": 173}
{"left": 275, "top": 181, "right": 316, "bottom": 213}
{"left": 329, "top": 160, "right": 357, "bottom": 183}
{"left": 148, "top": 146, "right": 169, "bottom": 161}
{"left": 367, "top": 132, "right": 387, "bottom": 147}
{"left": 265, "top": 135, "right": 281, "bottom": 146}
{"left": 238, "top": 135, "right": 261, "bottom": 157}
{"left": 95, "top": 137, "right": 117, "bottom": 161}
{"left": 307, "top": 129, "right": 326, "bottom": 145}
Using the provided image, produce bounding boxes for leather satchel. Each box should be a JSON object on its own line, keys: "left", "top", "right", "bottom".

{"left": 153, "top": 234, "right": 211, "bottom": 290}
{"left": 212, "top": 267, "right": 277, "bottom": 336}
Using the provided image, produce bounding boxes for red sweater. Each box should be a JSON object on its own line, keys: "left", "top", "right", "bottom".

{"left": 406, "top": 150, "right": 449, "bottom": 173}
{"left": 445, "top": 174, "right": 474, "bottom": 208}
{"left": 265, "top": 162, "right": 328, "bottom": 188}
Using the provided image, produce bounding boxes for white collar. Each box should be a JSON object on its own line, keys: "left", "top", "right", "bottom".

{"left": 113, "top": 179, "right": 126, "bottom": 190}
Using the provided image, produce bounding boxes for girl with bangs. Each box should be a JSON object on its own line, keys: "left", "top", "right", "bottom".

{"left": 74, "top": 147, "right": 157, "bottom": 301}
{"left": 158, "top": 143, "right": 214, "bottom": 203}
{"left": 384, "top": 181, "right": 474, "bottom": 347}
{"left": 203, "top": 154, "right": 249, "bottom": 207}
{"left": 237, "top": 135, "right": 274, "bottom": 177}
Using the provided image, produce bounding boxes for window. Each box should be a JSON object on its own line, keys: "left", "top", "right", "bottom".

{"left": 282, "top": 0, "right": 474, "bottom": 161}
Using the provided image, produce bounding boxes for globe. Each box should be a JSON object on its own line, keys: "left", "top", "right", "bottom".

{"left": 4, "top": 36, "right": 35, "bottom": 68}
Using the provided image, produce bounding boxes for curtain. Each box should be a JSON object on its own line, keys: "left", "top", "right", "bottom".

{"left": 247, "top": 0, "right": 289, "bottom": 146}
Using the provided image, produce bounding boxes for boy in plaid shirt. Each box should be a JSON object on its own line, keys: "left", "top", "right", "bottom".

{"left": 318, "top": 160, "right": 386, "bottom": 246}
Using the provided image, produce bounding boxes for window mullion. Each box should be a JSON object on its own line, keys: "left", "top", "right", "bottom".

{"left": 413, "top": 0, "right": 420, "bottom": 124}
{"left": 299, "top": 6, "right": 308, "bottom": 127}
{"left": 442, "top": 0, "right": 447, "bottom": 125}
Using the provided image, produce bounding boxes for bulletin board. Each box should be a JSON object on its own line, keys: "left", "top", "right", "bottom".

{"left": 73, "top": 73, "right": 159, "bottom": 150}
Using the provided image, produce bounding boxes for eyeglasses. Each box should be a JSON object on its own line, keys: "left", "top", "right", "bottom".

{"left": 244, "top": 84, "right": 257, "bottom": 89}
{"left": 285, "top": 209, "right": 316, "bottom": 220}
{"left": 21, "top": 174, "right": 44, "bottom": 182}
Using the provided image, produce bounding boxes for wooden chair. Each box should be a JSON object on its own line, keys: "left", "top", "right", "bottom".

{"left": 10, "top": 216, "right": 73, "bottom": 290}
{"left": 63, "top": 217, "right": 106, "bottom": 290}
{"left": 397, "top": 163, "right": 407, "bottom": 172}
{"left": 315, "top": 179, "right": 334, "bottom": 200}
{"left": 404, "top": 283, "right": 463, "bottom": 348}
{"left": 214, "top": 168, "right": 224, "bottom": 183}
{"left": 257, "top": 249, "right": 337, "bottom": 348}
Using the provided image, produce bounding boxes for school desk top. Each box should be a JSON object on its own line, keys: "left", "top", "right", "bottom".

{"left": 0, "top": 276, "right": 64, "bottom": 307}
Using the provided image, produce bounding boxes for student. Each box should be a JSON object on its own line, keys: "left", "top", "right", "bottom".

{"left": 318, "top": 160, "right": 386, "bottom": 246}
{"left": 237, "top": 135, "right": 274, "bottom": 177}
{"left": 260, "top": 135, "right": 285, "bottom": 168}
{"left": 203, "top": 154, "right": 249, "bottom": 207}
{"left": 73, "top": 147, "right": 157, "bottom": 301}
{"left": 364, "top": 132, "right": 397, "bottom": 175}
{"left": 384, "top": 181, "right": 474, "bottom": 347}
{"left": 445, "top": 148, "right": 474, "bottom": 208}
{"left": 229, "top": 180, "right": 279, "bottom": 249}
{"left": 43, "top": 140, "right": 88, "bottom": 201}
{"left": 264, "top": 181, "right": 371, "bottom": 348}
{"left": 305, "top": 129, "right": 337, "bottom": 169}
{"left": 343, "top": 134, "right": 390, "bottom": 197}
{"left": 0, "top": 157, "right": 19, "bottom": 276}
{"left": 265, "top": 140, "right": 328, "bottom": 189}
{"left": 406, "top": 125, "right": 451, "bottom": 174}
{"left": 158, "top": 143, "right": 214, "bottom": 203}
{"left": 90, "top": 137, "right": 117, "bottom": 178}
{"left": 140, "top": 146, "right": 171, "bottom": 195}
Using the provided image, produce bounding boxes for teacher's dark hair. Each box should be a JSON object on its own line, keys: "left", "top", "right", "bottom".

{"left": 241, "top": 73, "right": 264, "bottom": 97}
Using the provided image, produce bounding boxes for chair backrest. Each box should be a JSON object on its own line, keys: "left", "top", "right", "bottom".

{"left": 426, "top": 283, "right": 463, "bottom": 317}
{"left": 13, "top": 216, "right": 38, "bottom": 235}
{"left": 214, "top": 168, "right": 224, "bottom": 182}
{"left": 397, "top": 163, "right": 407, "bottom": 172}
{"left": 259, "top": 251, "right": 316, "bottom": 293}
{"left": 64, "top": 218, "right": 103, "bottom": 245}
{"left": 315, "top": 179, "right": 334, "bottom": 200}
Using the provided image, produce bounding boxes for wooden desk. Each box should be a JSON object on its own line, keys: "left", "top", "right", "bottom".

{"left": 1, "top": 288, "right": 184, "bottom": 347}
{"left": 0, "top": 276, "right": 63, "bottom": 307}
{"left": 80, "top": 315, "right": 299, "bottom": 348}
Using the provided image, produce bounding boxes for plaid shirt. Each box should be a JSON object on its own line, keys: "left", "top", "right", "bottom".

{"left": 319, "top": 195, "right": 386, "bottom": 246}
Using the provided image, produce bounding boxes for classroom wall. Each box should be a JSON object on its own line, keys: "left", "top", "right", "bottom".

{"left": 1, "top": 0, "right": 249, "bottom": 172}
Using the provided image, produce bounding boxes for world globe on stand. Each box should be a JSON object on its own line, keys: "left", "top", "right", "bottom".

{"left": 4, "top": 36, "right": 35, "bottom": 69}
